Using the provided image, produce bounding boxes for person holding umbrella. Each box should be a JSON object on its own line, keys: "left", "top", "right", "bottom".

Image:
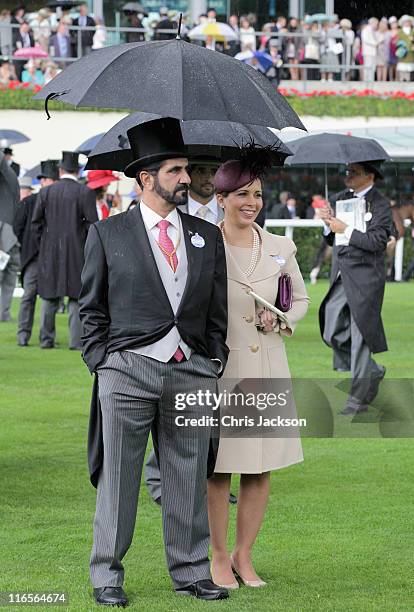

{"left": 319, "top": 160, "right": 393, "bottom": 415}
{"left": 13, "top": 160, "right": 59, "bottom": 346}
{"left": 80, "top": 118, "right": 229, "bottom": 605}
{"left": 32, "top": 151, "right": 98, "bottom": 349}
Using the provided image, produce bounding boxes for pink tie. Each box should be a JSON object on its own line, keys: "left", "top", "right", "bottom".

{"left": 156, "top": 220, "right": 184, "bottom": 363}
{"left": 157, "top": 220, "right": 178, "bottom": 272}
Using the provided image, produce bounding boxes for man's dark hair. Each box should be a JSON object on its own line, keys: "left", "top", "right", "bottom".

{"left": 135, "top": 160, "right": 164, "bottom": 189}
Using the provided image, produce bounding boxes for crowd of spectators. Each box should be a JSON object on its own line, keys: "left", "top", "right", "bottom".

{"left": 1, "top": 5, "right": 414, "bottom": 84}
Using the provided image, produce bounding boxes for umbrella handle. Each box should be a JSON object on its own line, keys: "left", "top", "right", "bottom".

{"left": 176, "top": 13, "right": 182, "bottom": 40}
{"left": 44, "top": 91, "right": 68, "bottom": 120}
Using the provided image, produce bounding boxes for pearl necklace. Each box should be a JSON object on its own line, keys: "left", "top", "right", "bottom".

{"left": 220, "top": 223, "right": 261, "bottom": 277}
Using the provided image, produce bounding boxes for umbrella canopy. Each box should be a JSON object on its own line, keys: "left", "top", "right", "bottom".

{"left": 13, "top": 47, "right": 49, "bottom": 59}
{"left": 188, "top": 22, "right": 238, "bottom": 42}
{"left": 0, "top": 130, "right": 30, "bottom": 146}
{"left": 122, "top": 2, "right": 148, "bottom": 14}
{"left": 25, "top": 164, "right": 41, "bottom": 178}
{"left": 85, "top": 113, "right": 292, "bottom": 171}
{"left": 34, "top": 39, "right": 305, "bottom": 131}
{"left": 284, "top": 132, "right": 390, "bottom": 200}
{"left": 284, "top": 133, "right": 390, "bottom": 166}
{"left": 76, "top": 133, "right": 105, "bottom": 155}
{"left": 235, "top": 50, "right": 274, "bottom": 72}
{"left": 46, "top": 0, "right": 80, "bottom": 8}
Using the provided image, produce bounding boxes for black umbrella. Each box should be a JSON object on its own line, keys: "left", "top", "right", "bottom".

{"left": 0, "top": 130, "right": 30, "bottom": 146}
{"left": 284, "top": 132, "right": 390, "bottom": 198}
{"left": 85, "top": 113, "right": 292, "bottom": 170}
{"left": 46, "top": 0, "right": 81, "bottom": 8}
{"left": 34, "top": 38, "right": 305, "bottom": 131}
{"left": 76, "top": 133, "right": 105, "bottom": 155}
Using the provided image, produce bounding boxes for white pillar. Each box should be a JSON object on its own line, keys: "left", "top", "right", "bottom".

{"left": 394, "top": 236, "right": 405, "bottom": 281}
{"left": 190, "top": 0, "right": 208, "bottom": 23}
{"left": 289, "top": 0, "right": 300, "bottom": 18}
{"left": 93, "top": 0, "right": 103, "bottom": 18}
{"left": 325, "top": 0, "right": 335, "bottom": 16}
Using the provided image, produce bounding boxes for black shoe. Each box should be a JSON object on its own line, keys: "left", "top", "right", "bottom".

{"left": 93, "top": 586, "right": 128, "bottom": 607}
{"left": 176, "top": 579, "right": 229, "bottom": 600}
{"left": 40, "top": 344, "right": 55, "bottom": 349}
{"left": 339, "top": 405, "right": 368, "bottom": 416}
{"left": 18, "top": 339, "right": 28, "bottom": 347}
{"left": 229, "top": 493, "right": 237, "bottom": 505}
{"left": 364, "top": 366, "right": 386, "bottom": 404}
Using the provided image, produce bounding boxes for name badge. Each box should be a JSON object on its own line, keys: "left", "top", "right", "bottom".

{"left": 271, "top": 255, "right": 286, "bottom": 267}
{"left": 191, "top": 233, "right": 205, "bottom": 248}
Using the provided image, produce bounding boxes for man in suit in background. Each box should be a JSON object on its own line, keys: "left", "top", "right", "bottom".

{"left": 267, "top": 189, "right": 291, "bottom": 219}
{"left": 319, "top": 160, "right": 393, "bottom": 415}
{"left": 0, "top": 150, "right": 20, "bottom": 322}
{"left": 13, "top": 160, "right": 59, "bottom": 346}
{"left": 49, "top": 22, "right": 73, "bottom": 68}
{"left": 2, "top": 148, "right": 20, "bottom": 177}
{"left": 32, "top": 151, "right": 97, "bottom": 349}
{"left": 79, "top": 118, "right": 229, "bottom": 606}
{"left": 13, "top": 20, "right": 34, "bottom": 80}
{"left": 72, "top": 2, "right": 95, "bottom": 56}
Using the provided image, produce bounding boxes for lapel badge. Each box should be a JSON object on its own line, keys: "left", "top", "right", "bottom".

{"left": 191, "top": 232, "right": 205, "bottom": 248}
{"left": 364, "top": 212, "right": 373, "bottom": 222}
{"left": 271, "top": 255, "right": 286, "bottom": 266}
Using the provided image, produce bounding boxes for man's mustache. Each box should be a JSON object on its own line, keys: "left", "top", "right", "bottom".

{"left": 174, "top": 184, "right": 189, "bottom": 193}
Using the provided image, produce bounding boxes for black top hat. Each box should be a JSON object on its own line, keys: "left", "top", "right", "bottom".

{"left": 60, "top": 151, "right": 80, "bottom": 173}
{"left": 359, "top": 160, "right": 384, "bottom": 180}
{"left": 124, "top": 118, "right": 187, "bottom": 178}
{"left": 38, "top": 159, "right": 60, "bottom": 180}
{"left": 3, "top": 147, "right": 13, "bottom": 155}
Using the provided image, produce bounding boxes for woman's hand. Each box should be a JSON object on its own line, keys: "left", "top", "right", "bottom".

{"left": 257, "top": 307, "right": 278, "bottom": 332}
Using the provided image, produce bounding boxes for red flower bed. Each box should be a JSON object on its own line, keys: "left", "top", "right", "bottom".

{"left": 0, "top": 80, "right": 42, "bottom": 94}
{"left": 278, "top": 87, "right": 414, "bottom": 100}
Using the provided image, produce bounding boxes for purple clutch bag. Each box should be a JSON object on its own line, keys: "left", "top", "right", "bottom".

{"left": 275, "top": 273, "right": 293, "bottom": 312}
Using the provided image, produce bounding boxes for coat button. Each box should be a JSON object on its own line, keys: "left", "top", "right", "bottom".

{"left": 244, "top": 315, "right": 253, "bottom": 323}
{"left": 174, "top": 318, "right": 178, "bottom": 325}
{"left": 250, "top": 345, "right": 259, "bottom": 353}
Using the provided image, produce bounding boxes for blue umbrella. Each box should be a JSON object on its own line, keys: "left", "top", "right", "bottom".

{"left": 76, "top": 133, "right": 105, "bottom": 155}
{"left": 0, "top": 130, "right": 30, "bottom": 146}
{"left": 235, "top": 50, "right": 274, "bottom": 72}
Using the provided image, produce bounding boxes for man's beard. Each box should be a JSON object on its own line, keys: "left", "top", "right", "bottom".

{"left": 154, "top": 175, "right": 188, "bottom": 206}
{"left": 190, "top": 183, "right": 215, "bottom": 199}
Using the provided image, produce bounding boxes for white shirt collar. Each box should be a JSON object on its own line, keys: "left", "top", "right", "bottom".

{"left": 354, "top": 185, "right": 373, "bottom": 199}
{"left": 60, "top": 173, "right": 78, "bottom": 181}
{"left": 140, "top": 200, "right": 179, "bottom": 231}
{"left": 188, "top": 194, "right": 218, "bottom": 216}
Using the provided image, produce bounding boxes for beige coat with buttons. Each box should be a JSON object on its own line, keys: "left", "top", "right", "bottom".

{"left": 214, "top": 223, "right": 310, "bottom": 474}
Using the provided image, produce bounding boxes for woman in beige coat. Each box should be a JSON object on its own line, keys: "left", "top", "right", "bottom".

{"left": 208, "top": 158, "right": 309, "bottom": 589}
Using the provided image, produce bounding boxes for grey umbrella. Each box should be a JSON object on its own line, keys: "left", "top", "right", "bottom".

{"left": 85, "top": 113, "right": 292, "bottom": 171}
{"left": 284, "top": 132, "right": 390, "bottom": 199}
{"left": 34, "top": 38, "right": 305, "bottom": 131}
{"left": 76, "top": 133, "right": 105, "bottom": 155}
{"left": 0, "top": 130, "right": 30, "bottom": 146}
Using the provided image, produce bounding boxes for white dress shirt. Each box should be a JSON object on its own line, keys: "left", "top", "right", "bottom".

{"left": 188, "top": 194, "right": 219, "bottom": 225}
{"left": 127, "top": 201, "right": 192, "bottom": 362}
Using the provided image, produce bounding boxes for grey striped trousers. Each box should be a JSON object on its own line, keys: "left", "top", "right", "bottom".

{"left": 90, "top": 350, "right": 218, "bottom": 589}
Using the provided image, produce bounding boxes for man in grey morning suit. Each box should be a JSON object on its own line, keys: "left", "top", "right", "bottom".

{"left": 79, "top": 119, "right": 229, "bottom": 607}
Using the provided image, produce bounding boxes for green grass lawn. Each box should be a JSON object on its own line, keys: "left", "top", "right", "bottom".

{"left": 1, "top": 281, "right": 413, "bottom": 611}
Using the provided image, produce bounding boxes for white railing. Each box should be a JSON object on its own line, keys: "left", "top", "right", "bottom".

{"left": 264, "top": 218, "right": 412, "bottom": 281}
